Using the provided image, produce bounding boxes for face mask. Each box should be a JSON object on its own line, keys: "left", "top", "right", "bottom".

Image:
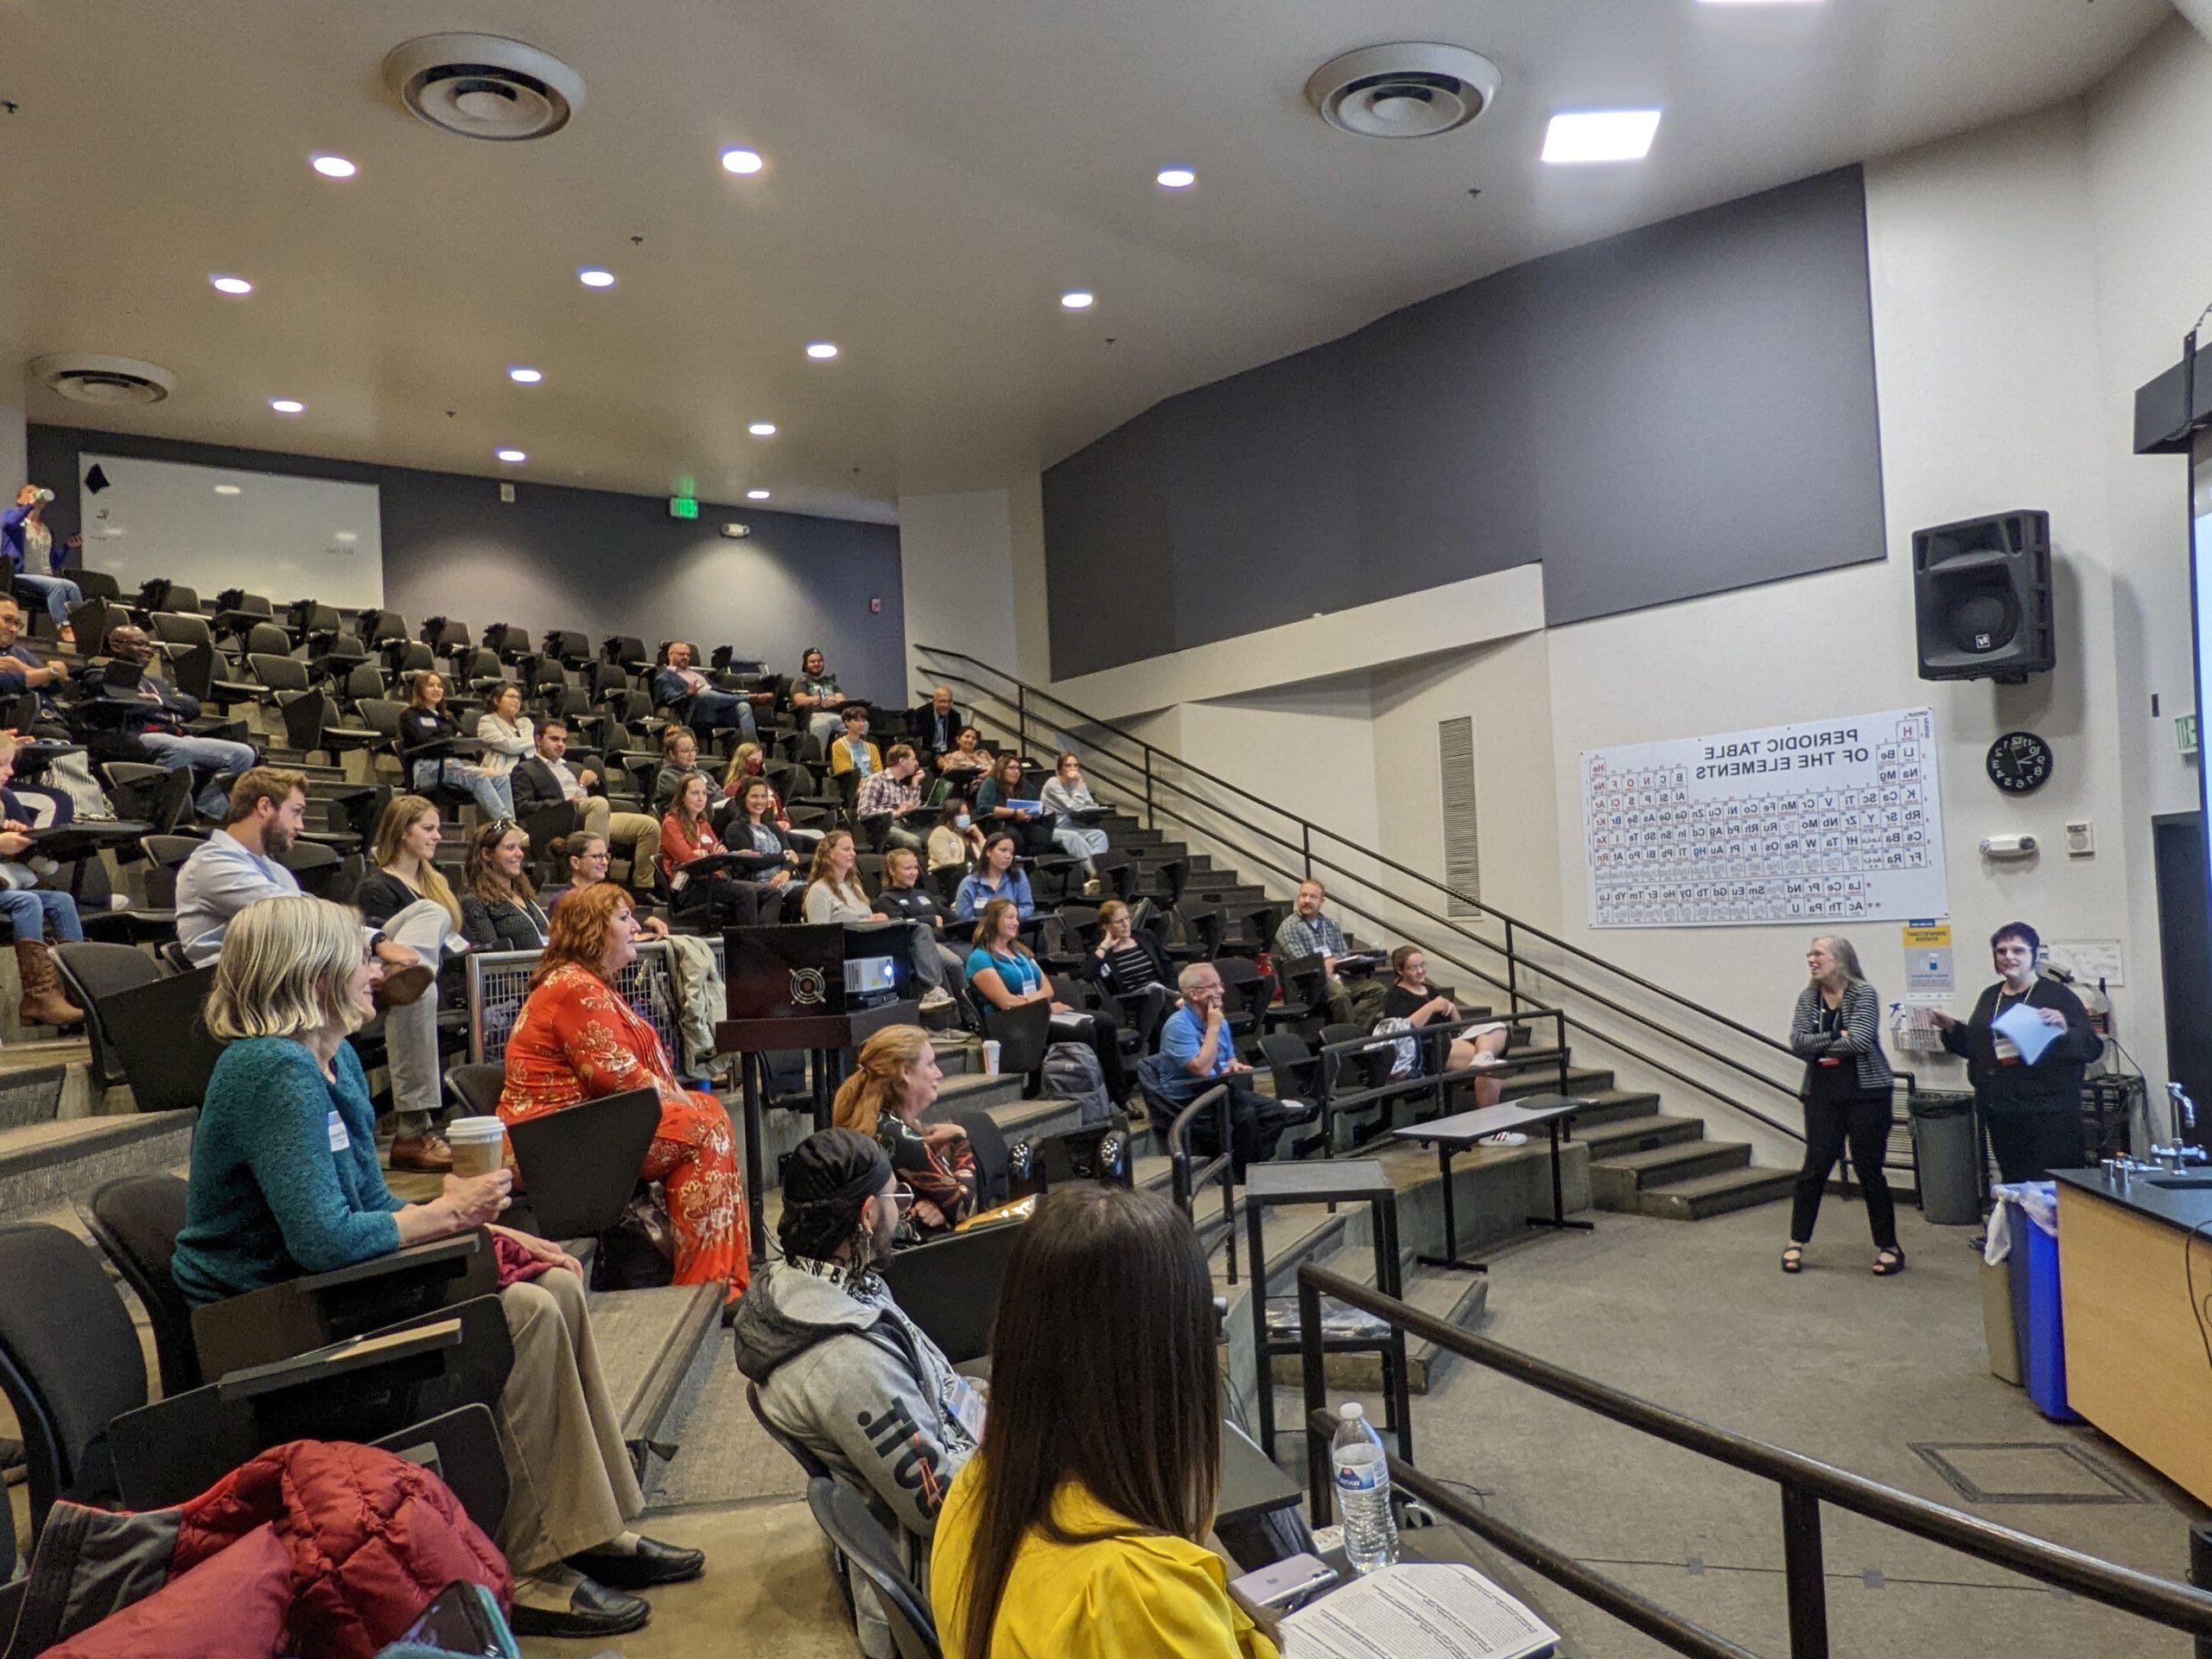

{"left": 955, "top": 814, "right": 970, "bottom": 830}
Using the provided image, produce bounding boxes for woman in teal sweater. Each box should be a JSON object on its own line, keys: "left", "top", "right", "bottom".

{"left": 168, "top": 894, "right": 706, "bottom": 1641}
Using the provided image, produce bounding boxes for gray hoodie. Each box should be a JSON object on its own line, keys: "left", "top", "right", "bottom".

{"left": 731, "top": 1255, "right": 981, "bottom": 1541}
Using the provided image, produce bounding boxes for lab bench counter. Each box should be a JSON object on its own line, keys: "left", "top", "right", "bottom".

{"left": 2050, "top": 1167, "right": 2212, "bottom": 1506}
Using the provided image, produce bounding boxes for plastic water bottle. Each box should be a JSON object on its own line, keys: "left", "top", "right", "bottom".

{"left": 1332, "top": 1402, "right": 1398, "bottom": 1573}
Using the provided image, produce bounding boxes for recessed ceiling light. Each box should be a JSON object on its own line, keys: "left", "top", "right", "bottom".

{"left": 497, "top": 448, "right": 527, "bottom": 463}
{"left": 748, "top": 422, "right": 778, "bottom": 437}
{"left": 269, "top": 397, "right": 306, "bottom": 415}
{"left": 1542, "top": 109, "right": 1662, "bottom": 164}
{"left": 213, "top": 484, "right": 243, "bottom": 496}
{"left": 310, "top": 154, "right": 357, "bottom": 179}
{"left": 577, "top": 268, "right": 617, "bottom": 289}
{"left": 805, "top": 341, "right": 838, "bottom": 360}
{"left": 721, "top": 147, "right": 765, "bottom": 175}
{"left": 1697, "top": 0, "right": 1821, "bottom": 5}
{"left": 209, "top": 276, "right": 253, "bottom": 296}
{"left": 508, "top": 365, "right": 543, "bottom": 385}
{"left": 1060, "top": 290, "right": 1095, "bottom": 311}
{"left": 1156, "top": 167, "right": 1197, "bottom": 189}
{"left": 747, "top": 488, "right": 771, "bottom": 500}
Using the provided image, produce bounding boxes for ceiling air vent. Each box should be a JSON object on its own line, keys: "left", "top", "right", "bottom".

{"left": 383, "top": 34, "right": 586, "bottom": 142}
{"left": 1306, "top": 44, "right": 1503, "bottom": 140}
{"left": 30, "top": 353, "right": 176, "bottom": 406}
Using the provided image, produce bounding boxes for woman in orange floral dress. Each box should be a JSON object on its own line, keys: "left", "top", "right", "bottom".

{"left": 499, "top": 881, "right": 748, "bottom": 1300}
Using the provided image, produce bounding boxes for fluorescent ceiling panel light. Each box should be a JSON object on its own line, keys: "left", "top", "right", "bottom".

{"left": 1541, "top": 109, "right": 1662, "bottom": 163}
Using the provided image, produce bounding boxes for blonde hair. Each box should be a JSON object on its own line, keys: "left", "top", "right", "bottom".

{"left": 831, "top": 1024, "right": 935, "bottom": 1141}
{"left": 806, "top": 830, "right": 867, "bottom": 904}
{"left": 207, "top": 895, "right": 368, "bottom": 1042}
{"left": 373, "top": 795, "right": 463, "bottom": 928}
{"left": 724, "top": 741, "right": 764, "bottom": 790}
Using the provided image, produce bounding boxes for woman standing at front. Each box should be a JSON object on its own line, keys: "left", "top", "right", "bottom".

{"left": 1783, "top": 937, "right": 1900, "bottom": 1276}
{"left": 1932, "top": 920, "right": 2101, "bottom": 1182}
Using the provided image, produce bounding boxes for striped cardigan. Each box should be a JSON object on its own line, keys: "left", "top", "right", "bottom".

{"left": 1789, "top": 980, "right": 1893, "bottom": 1096}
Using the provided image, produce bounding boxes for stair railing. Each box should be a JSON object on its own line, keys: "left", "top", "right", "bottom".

{"left": 918, "top": 646, "right": 1811, "bottom": 1144}
{"left": 1166, "top": 1082, "right": 1237, "bottom": 1282}
{"left": 1294, "top": 1262, "right": 2212, "bottom": 1659}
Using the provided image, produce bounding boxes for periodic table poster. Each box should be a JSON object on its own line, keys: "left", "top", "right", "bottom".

{"left": 1581, "top": 709, "right": 1948, "bottom": 929}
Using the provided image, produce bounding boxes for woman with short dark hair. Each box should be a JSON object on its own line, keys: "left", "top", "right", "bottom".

{"left": 1932, "top": 920, "right": 2101, "bottom": 1182}
{"left": 931, "top": 1185, "right": 1273, "bottom": 1659}
{"left": 1783, "top": 936, "right": 1899, "bottom": 1275}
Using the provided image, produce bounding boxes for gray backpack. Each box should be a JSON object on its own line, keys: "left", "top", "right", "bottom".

{"left": 1042, "top": 1040, "right": 1116, "bottom": 1125}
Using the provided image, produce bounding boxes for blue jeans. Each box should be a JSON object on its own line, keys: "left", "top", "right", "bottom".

{"left": 1052, "top": 823, "right": 1109, "bottom": 870}
{"left": 0, "top": 886, "right": 83, "bottom": 944}
{"left": 412, "top": 758, "right": 516, "bottom": 821}
{"left": 139, "top": 731, "right": 258, "bottom": 818}
{"left": 14, "top": 575, "right": 82, "bottom": 628}
{"left": 685, "top": 690, "right": 757, "bottom": 741}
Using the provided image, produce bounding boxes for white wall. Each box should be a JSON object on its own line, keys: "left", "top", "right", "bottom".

{"left": 899, "top": 488, "right": 1022, "bottom": 698}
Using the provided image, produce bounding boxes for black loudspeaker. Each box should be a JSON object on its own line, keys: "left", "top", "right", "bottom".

{"left": 1912, "top": 510, "right": 2055, "bottom": 683}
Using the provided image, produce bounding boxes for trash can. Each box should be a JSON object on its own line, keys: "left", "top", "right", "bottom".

{"left": 1980, "top": 1256, "right": 2022, "bottom": 1385}
{"left": 1993, "top": 1184, "right": 2080, "bottom": 1422}
{"left": 1910, "top": 1090, "right": 1980, "bottom": 1225}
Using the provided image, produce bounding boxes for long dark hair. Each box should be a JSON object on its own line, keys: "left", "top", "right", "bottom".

{"left": 950, "top": 1186, "right": 1219, "bottom": 1658}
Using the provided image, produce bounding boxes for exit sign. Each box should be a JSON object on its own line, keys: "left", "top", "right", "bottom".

{"left": 2179, "top": 712, "right": 2199, "bottom": 758}
{"left": 668, "top": 495, "right": 699, "bottom": 520}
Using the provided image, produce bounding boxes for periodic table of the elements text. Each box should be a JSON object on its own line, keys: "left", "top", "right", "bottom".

{"left": 1581, "top": 708, "right": 1949, "bottom": 929}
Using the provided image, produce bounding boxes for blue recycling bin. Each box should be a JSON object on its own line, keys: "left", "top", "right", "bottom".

{"left": 2012, "top": 1199, "right": 2080, "bottom": 1423}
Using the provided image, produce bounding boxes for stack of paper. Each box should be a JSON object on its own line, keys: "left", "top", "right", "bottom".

{"left": 1281, "top": 1563, "right": 1557, "bottom": 1659}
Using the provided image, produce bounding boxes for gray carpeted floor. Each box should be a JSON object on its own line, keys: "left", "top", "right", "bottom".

{"left": 645, "top": 1311, "right": 811, "bottom": 1510}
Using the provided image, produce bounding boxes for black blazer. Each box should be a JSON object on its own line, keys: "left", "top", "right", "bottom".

{"left": 1940, "top": 976, "right": 2102, "bottom": 1116}
{"left": 460, "top": 893, "right": 550, "bottom": 952}
{"left": 911, "top": 703, "right": 962, "bottom": 755}
{"left": 512, "top": 754, "right": 594, "bottom": 818}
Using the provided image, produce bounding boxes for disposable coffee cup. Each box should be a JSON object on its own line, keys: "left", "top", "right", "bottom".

{"left": 982, "top": 1040, "right": 1002, "bottom": 1076}
{"left": 446, "top": 1116, "right": 506, "bottom": 1179}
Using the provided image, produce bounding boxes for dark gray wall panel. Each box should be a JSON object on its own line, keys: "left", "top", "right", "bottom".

{"left": 26, "top": 425, "right": 906, "bottom": 701}
{"left": 1040, "top": 166, "right": 1885, "bottom": 672}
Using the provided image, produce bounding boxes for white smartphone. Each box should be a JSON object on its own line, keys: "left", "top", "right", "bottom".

{"left": 1230, "top": 1552, "right": 1340, "bottom": 1612}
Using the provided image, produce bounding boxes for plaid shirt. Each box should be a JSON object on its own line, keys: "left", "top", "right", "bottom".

{"left": 856, "top": 769, "right": 920, "bottom": 819}
{"left": 1274, "top": 912, "right": 1348, "bottom": 963}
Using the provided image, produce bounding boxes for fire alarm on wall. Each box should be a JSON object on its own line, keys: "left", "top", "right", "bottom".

{"left": 869, "top": 597, "right": 882, "bottom": 614}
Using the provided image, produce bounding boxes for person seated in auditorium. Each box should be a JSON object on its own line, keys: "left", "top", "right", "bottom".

{"left": 928, "top": 799, "right": 984, "bottom": 874}
{"left": 1156, "top": 961, "right": 1308, "bottom": 1175}
{"left": 720, "top": 740, "right": 773, "bottom": 806}
{"left": 935, "top": 723, "right": 994, "bottom": 785}
{"left": 474, "top": 682, "right": 535, "bottom": 795}
{"left": 544, "top": 832, "right": 671, "bottom": 938}
{"left": 828, "top": 705, "right": 883, "bottom": 779}
{"left": 661, "top": 771, "right": 764, "bottom": 926}
{"left": 652, "top": 726, "right": 709, "bottom": 816}
{"left": 1083, "top": 899, "right": 1175, "bottom": 1047}
{"left": 856, "top": 743, "right": 929, "bottom": 851}
{"left": 791, "top": 646, "right": 848, "bottom": 745}
{"left": 2, "top": 485, "right": 84, "bottom": 642}
{"left": 512, "top": 718, "right": 661, "bottom": 896}
{"left": 732, "top": 1128, "right": 982, "bottom": 1657}
{"left": 807, "top": 830, "right": 955, "bottom": 1011}
{"left": 965, "top": 898, "right": 1126, "bottom": 1103}
{"left": 461, "top": 818, "right": 551, "bottom": 951}
{"left": 0, "top": 596, "right": 76, "bottom": 737}
{"left": 1037, "top": 752, "right": 1110, "bottom": 890}
{"left": 952, "top": 833, "right": 1034, "bottom": 921}
{"left": 725, "top": 778, "right": 802, "bottom": 919}
{"left": 832, "top": 1026, "right": 976, "bottom": 1236}
{"left": 873, "top": 846, "right": 966, "bottom": 1004}
{"left": 652, "top": 640, "right": 758, "bottom": 741}
{"left": 353, "top": 795, "right": 474, "bottom": 1173}
{"left": 499, "top": 881, "right": 748, "bottom": 1306}
{"left": 911, "top": 685, "right": 962, "bottom": 761}
{"left": 1382, "top": 945, "right": 1514, "bottom": 1126}
{"left": 0, "top": 732, "right": 83, "bottom": 1027}
{"left": 973, "top": 753, "right": 1053, "bottom": 858}
{"left": 398, "top": 671, "right": 514, "bottom": 822}
{"left": 105, "top": 625, "right": 260, "bottom": 821}
{"left": 1272, "top": 879, "right": 1374, "bottom": 1026}
{"left": 168, "top": 893, "right": 702, "bottom": 1640}
{"left": 932, "top": 1185, "right": 1274, "bottom": 1659}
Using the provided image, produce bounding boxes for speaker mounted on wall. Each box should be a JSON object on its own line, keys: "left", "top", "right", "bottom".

{"left": 1911, "top": 510, "right": 2055, "bottom": 684}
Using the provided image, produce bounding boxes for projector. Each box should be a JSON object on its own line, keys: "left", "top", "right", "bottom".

{"left": 843, "top": 955, "right": 899, "bottom": 1004}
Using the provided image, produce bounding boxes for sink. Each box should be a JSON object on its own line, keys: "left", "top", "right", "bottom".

{"left": 2144, "top": 1174, "right": 2212, "bottom": 1190}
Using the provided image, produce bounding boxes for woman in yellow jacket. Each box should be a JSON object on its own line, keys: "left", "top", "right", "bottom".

{"left": 931, "top": 1185, "right": 1277, "bottom": 1659}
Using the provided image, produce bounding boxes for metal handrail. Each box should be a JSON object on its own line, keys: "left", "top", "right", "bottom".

{"left": 918, "top": 645, "right": 1799, "bottom": 1059}
{"left": 1294, "top": 1264, "right": 2212, "bottom": 1655}
{"left": 1166, "top": 1080, "right": 1237, "bottom": 1282}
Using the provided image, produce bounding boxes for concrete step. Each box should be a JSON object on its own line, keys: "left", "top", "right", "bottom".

{"left": 930, "top": 1070, "right": 1027, "bottom": 1116}
{"left": 1499, "top": 1064, "right": 1616, "bottom": 1102}
{"left": 0, "top": 1063, "right": 67, "bottom": 1133}
{"left": 589, "top": 1281, "right": 726, "bottom": 1448}
{"left": 0, "top": 1110, "right": 198, "bottom": 1224}
{"left": 1549, "top": 1086, "right": 1661, "bottom": 1128}
{"left": 1636, "top": 1164, "right": 1797, "bottom": 1221}
{"left": 1589, "top": 1139, "right": 1752, "bottom": 1210}
{"left": 1578, "top": 1113, "right": 1708, "bottom": 1160}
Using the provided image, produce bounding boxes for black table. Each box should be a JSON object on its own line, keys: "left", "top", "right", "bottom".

{"left": 1395, "top": 1095, "right": 1592, "bottom": 1273}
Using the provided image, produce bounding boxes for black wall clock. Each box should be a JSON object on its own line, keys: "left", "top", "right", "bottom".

{"left": 1986, "top": 730, "right": 2053, "bottom": 794}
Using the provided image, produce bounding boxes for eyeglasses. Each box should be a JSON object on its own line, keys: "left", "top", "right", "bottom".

{"left": 890, "top": 1184, "right": 915, "bottom": 1215}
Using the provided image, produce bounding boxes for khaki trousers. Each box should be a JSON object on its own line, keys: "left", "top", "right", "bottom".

{"left": 575, "top": 798, "right": 662, "bottom": 892}
{"left": 493, "top": 1269, "right": 645, "bottom": 1574}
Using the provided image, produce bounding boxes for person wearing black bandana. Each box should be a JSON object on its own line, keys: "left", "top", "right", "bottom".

{"left": 731, "top": 1128, "right": 984, "bottom": 1657}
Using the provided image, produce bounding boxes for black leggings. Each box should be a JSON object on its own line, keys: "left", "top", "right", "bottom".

{"left": 1789, "top": 1092, "right": 1897, "bottom": 1250}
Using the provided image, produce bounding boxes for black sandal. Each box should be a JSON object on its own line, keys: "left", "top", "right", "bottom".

{"left": 1872, "top": 1249, "right": 1905, "bottom": 1276}
{"left": 1781, "top": 1246, "right": 1804, "bottom": 1274}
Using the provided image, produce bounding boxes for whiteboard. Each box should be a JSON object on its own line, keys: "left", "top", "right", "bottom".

{"left": 76, "top": 454, "right": 383, "bottom": 609}
{"left": 1581, "top": 707, "right": 1948, "bottom": 929}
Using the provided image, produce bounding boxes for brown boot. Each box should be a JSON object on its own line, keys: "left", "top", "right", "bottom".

{"left": 15, "top": 940, "right": 83, "bottom": 1028}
